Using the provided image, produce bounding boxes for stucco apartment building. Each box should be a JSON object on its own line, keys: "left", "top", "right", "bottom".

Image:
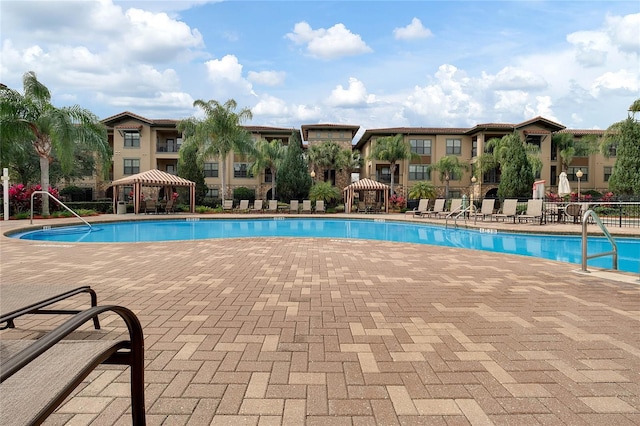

{"left": 95, "top": 112, "right": 612, "bottom": 202}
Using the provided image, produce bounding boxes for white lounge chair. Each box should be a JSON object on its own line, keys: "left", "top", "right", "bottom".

{"left": 438, "top": 198, "right": 463, "bottom": 218}
{"left": 411, "top": 198, "right": 430, "bottom": 217}
{"left": 472, "top": 198, "right": 496, "bottom": 221}
{"left": 492, "top": 199, "right": 518, "bottom": 223}
{"left": 518, "top": 199, "right": 544, "bottom": 224}
{"left": 421, "top": 198, "right": 445, "bottom": 218}
{"left": 301, "top": 200, "right": 312, "bottom": 214}
{"left": 289, "top": 200, "right": 299, "bottom": 213}
{"left": 315, "top": 200, "right": 326, "bottom": 213}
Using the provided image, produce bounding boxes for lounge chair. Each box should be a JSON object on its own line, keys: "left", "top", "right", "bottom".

{"left": 301, "top": 200, "right": 312, "bottom": 214}
{"left": 251, "top": 199, "right": 263, "bottom": 213}
{"left": 411, "top": 198, "right": 430, "bottom": 217}
{"left": 0, "top": 305, "right": 145, "bottom": 425}
{"left": 357, "top": 201, "right": 368, "bottom": 213}
{"left": 237, "top": 199, "right": 250, "bottom": 213}
{"left": 315, "top": 200, "right": 326, "bottom": 213}
{"left": 144, "top": 199, "right": 157, "bottom": 214}
{"left": 438, "top": 198, "right": 463, "bottom": 218}
{"left": 266, "top": 200, "right": 278, "bottom": 213}
{"left": 492, "top": 199, "right": 518, "bottom": 222}
{"left": 472, "top": 198, "right": 496, "bottom": 221}
{"left": 518, "top": 199, "right": 544, "bottom": 224}
{"left": 421, "top": 198, "right": 445, "bottom": 218}
{"left": 163, "top": 198, "right": 175, "bottom": 214}
{"left": 289, "top": 200, "right": 299, "bottom": 213}
{"left": 222, "top": 199, "right": 234, "bottom": 212}
{"left": 1, "top": 283, "right": 100, "bottom": 330}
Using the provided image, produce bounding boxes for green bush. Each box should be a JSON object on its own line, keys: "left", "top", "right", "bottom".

{"left": 195, "top": 205, "right": 217, "bottom": 213}
{"left": 233, "top": 187, "right": 255, "bottom": 202}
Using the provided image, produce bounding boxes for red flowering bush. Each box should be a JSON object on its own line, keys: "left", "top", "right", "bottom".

{"left": 9, "top": 184, "right": 59, "bottom": 214}
{"left": 389, "top": 194, "right": 406, "bottom": 210}
{"left": 172, "top": 192, "right": 179, "bottom": 201}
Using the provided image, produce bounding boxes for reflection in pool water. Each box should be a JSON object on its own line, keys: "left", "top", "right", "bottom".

{"left": 11, "top": 218, "right": 639, "bottom": 273}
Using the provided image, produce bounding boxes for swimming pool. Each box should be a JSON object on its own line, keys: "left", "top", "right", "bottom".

{"left": 11, "top": 218, "right": 639, "bottom": 273}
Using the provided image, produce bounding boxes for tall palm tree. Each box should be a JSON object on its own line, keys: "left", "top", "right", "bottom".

{"left": 0, "top": 71, "right": 109, "bottom": 215}
{"left": 250, "top": 139, "right": 286, "bottom": 200}
{"left": 368, "top": 133, "right": 418, "bottom": 195}
{"left": 177, "top": 99, "right": 254, "bottom": 203}
{"left": 428, "top": 155, "right": 469, "bottom": 199}
{"left": 308, "top": 141, "right": 349, "bottom": 185}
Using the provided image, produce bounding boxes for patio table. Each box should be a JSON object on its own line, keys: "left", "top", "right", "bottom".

{"left": 0, "top": 284, "right": 100, "bottom": 330}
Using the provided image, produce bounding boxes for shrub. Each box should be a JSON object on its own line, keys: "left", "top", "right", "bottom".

{"left": 389, "top": 194, "right": 406, "bottom": 210}
{"left": 9, "top": 184, "right": 60, "bottom": 214}
{"left": 233, "top": 187, "right": 255, "bottom": 202}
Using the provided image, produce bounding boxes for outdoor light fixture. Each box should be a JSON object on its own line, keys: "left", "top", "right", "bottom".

{"left": 576, "top": 169, "right": 583, "bottom": 200}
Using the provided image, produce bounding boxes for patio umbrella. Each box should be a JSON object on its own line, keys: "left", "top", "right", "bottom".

{"left": 558, "top": 171, "right": 571, "bottom": 196}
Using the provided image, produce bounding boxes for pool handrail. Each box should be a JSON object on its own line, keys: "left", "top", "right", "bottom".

{"left": 580, "top": 209, "right": 617, "bottom": 272}
{"left": 30, "top": 190, "right": 92, "bottom": 230}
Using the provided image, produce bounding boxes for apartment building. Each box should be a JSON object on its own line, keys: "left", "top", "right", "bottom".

{"left": 355, "top": 117, "right": 612, "bottom": 200}
{"left": 96, "top": 112, "right": 613, "bottom": 203}
{"left": 101, "top": 112, "right": 299, "bottom": 201}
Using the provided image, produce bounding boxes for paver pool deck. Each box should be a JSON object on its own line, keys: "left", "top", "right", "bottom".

{"left": 1, "top": 214, "right": 639, "bottom": 425}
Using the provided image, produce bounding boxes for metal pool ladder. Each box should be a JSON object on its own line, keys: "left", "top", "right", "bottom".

{"left": 580, "top": 209, "right": 616, "bottom": 272}
{"left": 30, "top": 190, "right": 92, "bottom": 230}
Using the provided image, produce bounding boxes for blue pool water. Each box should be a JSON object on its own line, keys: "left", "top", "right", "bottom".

{"left": 12, "top": 218, "right": 640, "bottom": 273}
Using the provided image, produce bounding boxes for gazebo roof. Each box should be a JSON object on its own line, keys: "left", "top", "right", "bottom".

{"left": 112, "top": 169, "right": 195, "bottom": 187}
{"left": 344, "top": 178, "right": 389, "bottom": 191}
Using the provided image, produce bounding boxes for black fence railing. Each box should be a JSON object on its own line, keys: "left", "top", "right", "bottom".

{"left": 540, "top": 201, "right": 640, "bottom": 228}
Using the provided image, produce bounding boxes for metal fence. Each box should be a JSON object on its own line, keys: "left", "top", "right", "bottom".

{"left": 541, "top": 201, "right": 640, "bottom": 228}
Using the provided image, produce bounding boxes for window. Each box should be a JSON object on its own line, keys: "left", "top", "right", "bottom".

{"left": 608, "top": 144, "right": 617, "bottom": 157}
{"left": 379, "top": 167, "right": 391, "bottom": 183}
{"left": 204, "top": 162, "right": 219, "bottom": 178}
{"left": 124, "top": 131, "right": 140, "bottom": 148}
{"left": 410, "top": 139, "right": 431, "bottom": 155}
{"left": 327, "top": 132, "right": 333, "bottom": 139}
{"left": 166, "top": 164, "right": 176, "bottom": 174}
{"left": 472, "top": 140, "right": 477, "bottom": 157}
{"left": 568, "top": 167, "right": 588, "bottom": 182}
{"left": 446, "top": 139, "right": 461, "bottom": 155}
{"left": 526, "top": 135, "right": 542, "bottom": 150}
{"left": 265, "top": 168, "right": 272, "bottom": 183}
{"left": 206, "top": 187, "right": 219, "bottom": 198}
{"left": 177, "top": 138, "right": 183, "bottom": 150}
{"left": 409, "top": 165, "right": 430, "bottom": 180}
{"left": 604, "top": 166, "right": 612, "bottom": 182}
{"left": 123, "top": 159, "right": 140, "bottom": 175}
{"left": 233, "top": 162, "right": 253, "bottom": 178}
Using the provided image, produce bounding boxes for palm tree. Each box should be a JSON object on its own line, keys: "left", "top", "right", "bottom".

{"left": 0, "top": 71, "right": 109, "bottom": 215}
{"left": 307, "top": 141, "right": 352, "bottom": 185}
{"left": 428, "top": 155, "right": 469, "bottom": 199}
{"left": 250, "top": 139, "right": 286, "bottom": 200}
{"left": 177, "top": 99, "right": 254, "bottom": 203}
{"left": 368, "top": 133, "right": 418, "bottom": 195}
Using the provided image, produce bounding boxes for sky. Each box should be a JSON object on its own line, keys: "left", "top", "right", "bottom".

{"left": 1, "top": 0, "right": 639, "bottom": 139}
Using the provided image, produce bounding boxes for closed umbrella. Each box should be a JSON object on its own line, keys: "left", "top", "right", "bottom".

{"left": 558, "top": 172, "right": 571, "bottom": 197}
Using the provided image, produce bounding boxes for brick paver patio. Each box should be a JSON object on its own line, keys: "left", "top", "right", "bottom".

{"left": 1, "top": 215, "right": 639, "bottom": 425}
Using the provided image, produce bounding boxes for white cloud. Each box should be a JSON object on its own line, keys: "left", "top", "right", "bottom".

{"left": 286, "top": 21, "right": 373, "bottom": 60}
{"left": 605, "top": 13, "right": 640, "bottom": 54}
{"left": 205, "top": 54, "right": 255, "bottom": 96}
{"left": 567, "top": 31, "right": 609, "bottom": 67}
{"left": 326, "top": 78, "right": 377, "bottom": 107}
{"left": 591, "top": 69, "right": 639, "bottom": 96}
{"left": 119, "top": 8, "right": 204, "bottom": 62}
{"left": 524, "top": 96, "right": 558, "bottom": 122}
{"left": 393, "top": 18, "right": 433, "bottom": 40}
{"left": 252, "top": 95, "right": 289, "bottom": 116}
{"left": 248, "top": 70, "right": 286, "bottom": 86}
{"left": 489, "top": 66, "right": 548, "bottom": 91}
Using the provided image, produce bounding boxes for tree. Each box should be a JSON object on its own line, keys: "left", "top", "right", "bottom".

{"left": 483, "top": 133, "right": 534, "bottom": 199}
{"left": 368, "top": 133, "right": 418, "bottom": 195}
{"left": 277, "top": 130, "right": 311, "bottom": 201}
{"left": 553, "top": 132, "right": 598, "bottom": 172}
{"left": 428, "top": 155, "right": 469, "bottom": 199}
{"left": 250, "top": 139, "right": 286, "bottom": 200}
{"left": 177, "top": 98, "right": 254, "bottom": 203}
{"left": 600, "top": 99, "right": 640, "bottom": 196}
{"left": 0, "top": 71, "right": 109, "bottom": 215}
{"left": 408, "top": 181, "right": 437, "bottom": 200}
{"left": 307, "top": 140, "right": 353, "bottom": 185}
{"left": 309, "top": 181, "right": 341, "bottom": 205}
{"left": 177, "top": 141, "right": 208, "bottom": 204}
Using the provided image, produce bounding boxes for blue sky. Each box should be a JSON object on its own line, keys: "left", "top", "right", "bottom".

{"left": 1, "top": 0, "right": 638, "bottom": 136}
